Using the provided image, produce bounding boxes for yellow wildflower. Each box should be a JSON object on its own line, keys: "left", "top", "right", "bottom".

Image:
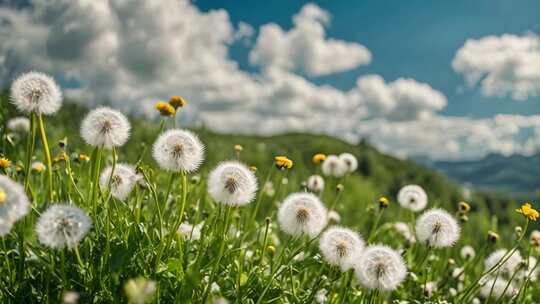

{"left": 249, "top": 166, "right": 257, "bottom": 172}
{"left": 274, "top": 156, "right": 293, "bottom": 169}
{"left": 155, "top": 101, "right": 176, "bottom": 117}
{"left": 312, "top": 153, "right": 326, "bottom": 164}
{"left": 0, "top": 187, "right": 6, "bottom": 204}
{"left": 78, "top": 154, "right": 91, "bottom": 162}
{"left": 169, "top": 96, "right": 186, "bottom": 109}
{"left": 458, "top": 201, "right": 471, "bottom": 214}
{"left": 516, "top": 203, "right": 539, "bottom": 221}
{"left": 0, "top": 157, "right": 11, "bottom": 169}
{"left": 234, "top": 144, "right": 243, "bottom": 152}
{"left": 378, "top": 196, "right": 390, "bottom": 209}
{"left": 54, "top": 152, "right": 68, "bottom": 163}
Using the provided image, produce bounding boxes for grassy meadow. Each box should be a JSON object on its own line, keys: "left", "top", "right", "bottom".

{"left": 0, "top": 87, "right": 539, "bottom": 304}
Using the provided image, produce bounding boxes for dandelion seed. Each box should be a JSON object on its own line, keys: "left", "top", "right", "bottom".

{"left": 0, "top": 175, "right": 30, "bottom": 236}
{"left": 339, "top": 153, "right": 358, "bottom": 173}
{"left": 208, "top": 161, "right": 257, "bottom": 206}
{"left": 277, "top": 192, "right": 327, "bottom": 237}
{"left": 152, "top": 129, "right": 204, "bottom": 173}
{"left": 307, "top": 175, "right": 325, "bottom": 193}
{"left": 7, "top": 117, "right": 30, "bottom": 133}
{"left": 124, "top": 277, "right": 156, "bottom": 304}
{"left": 353, "top": 244, "right": 407, "bottom": 291}
{"left": 321, "top": 155, "right": 346, "bottom": 178}
{"left": 319, "top": 226, "right": 364, "bottom": 271}
{"left": 99, "top": 163, "right": 140, "bottom": 201}
{"left": 36, "top": 204, "right": 92, "bottom": 249}
{"left": 397, "top": 184, "right": 428, "bottom": 212}
{"left": 10, "top": 72, "right": 62, "bottom": 115}
{"left": 484, "top": 249, "right": 522, "bottom": 275}
{"left": 81, "top": 107, "right": 131, "bottom": 149}
{"left": 460, "top": 245, "right": 476, "bottom": 260}
{"left": 416, "top": 208, "right": 460, "bottom": 248}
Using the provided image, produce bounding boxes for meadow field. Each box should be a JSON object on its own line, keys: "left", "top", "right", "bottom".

{"left": 0, "top": 73, "right": 539, "bottom": 303}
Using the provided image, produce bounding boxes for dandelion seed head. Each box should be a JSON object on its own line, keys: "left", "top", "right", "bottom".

{"left": 0, "top": 175, "right": 30, "bottom": 236}
{"left": 36, "top": 204, "right": 92, "bottom": 249}
{"left": 307, "top": 175, "right": 325, "bottom": 193}
{"left": 484, "top": 249, "right": 523, "bottom": 275}
{"left": 416, "top": 208, "right": 460, "bottom": 248}
{"left": 278, "top": 192, "right": 327, "bottom": 237}
{"left": 99, "top": 163, "right": 140, "bottom": 201}
{"left": 152, "top": 129, "right": 204, "bottom": 173}
{"left": 460, "top": 245, "right": 476, "bottom": 260}
{"left": 480, "top": 278, "right": 516, "bottom": 298}
{"left": 321, "top": 155, "right": 346, "bottom": 178}
{"left": 339, "top": 153, "right": 358, "bottom": 173}
{"left": 178, "top": 222, "right": 203, "bottom": 241}
{"left": 393, "top": 222, "right": 416, "bottom": 244}
{"left": 319, "top": 226, "right": 364, "bottom": 271}
{"left": 81, "top": 107, "right": 130, "bottom": 149}
{"left": 208, "top": 161, "right": 257, "bottom": 206}
{"left": 10, "top": 72, "right": 62, "bottom": 115}
{"left": 353, "top": 244, "right": 407, "bottom": 291}
{"left": 7, "top": 117, "right": 30, "bottom": 133}
{"left": 397, "top": 184, "right": 428, "bottom": 212}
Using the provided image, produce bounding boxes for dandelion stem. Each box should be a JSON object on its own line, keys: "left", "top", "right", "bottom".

{"left": 37, "top": 114, "right": 54, "bottom": 202}
{"left": 23, "top": 113, "right": 36, "bottom": 193}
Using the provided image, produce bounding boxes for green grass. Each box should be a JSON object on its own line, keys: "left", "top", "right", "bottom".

{"left": 0, "top": 96, "right": 539, "bottom": 303}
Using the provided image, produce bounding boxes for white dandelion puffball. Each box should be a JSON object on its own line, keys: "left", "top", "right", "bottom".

{"left": 393, "top": 222, "right": 416, "bottom": 243}
{"left": 7, "top": 117, "right": 30, "bottom": 133}
{"left": 397, "top": 184, "right": 428, "bottom": 212}
{"left": 307, "top": 175, "right": 325, "bottom": 192}
{"left": 208, "top": 161, "right": 257, "bottom": 206}
{"left": 0, "top": 175, "right": 30, "bottom": 236}
{"left": 460, "top": 245, "right": 476, "bottom": 260}
{"left": 152, "top": 129, "right": 205, "bottom": 173}
{"left": 10, "top": 72, "right": 62, "bottom": 115}
{"left": 353, "top": 244, "right": 407, "bottom": 291}
{"left": 416, "top": 208, "right": 460, "bottom": 248}
{"left": 480, "top": 278, "right": 516, "bottom": 298}
{"left": 99, "top": 163, "right": 140, "bottom": 201}
{"left": 81, "top": 107, "right": 131, "bottom": 149}
{"left": 178, "top": 222, "right": 203, "bottom": 241}
{"left": 339, "top": 153, "right": 358, "bottom": 173}
{"left": 484, "top": 249, "right": 523, "bottom": 275}
{"left": 36, "top": 204, "right": 92, "bottom": 249}
{"left": 321, "top": 155, "right": 346, "bottom": 178}
{"left": 278, "top": 192, "right": 328, "bottom": 237}
{"left": 319, "top": 226, "right": 364, "bottom": 271}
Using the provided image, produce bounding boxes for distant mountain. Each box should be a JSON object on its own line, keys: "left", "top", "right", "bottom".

{"left": 431, "top": 153, "right": 540, "bottom": 194}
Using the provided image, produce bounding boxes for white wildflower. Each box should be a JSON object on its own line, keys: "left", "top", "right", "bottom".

{"left": 7, "top": 117, "right": 30, "bottom": 133}
{"left": 0, "top": 175, "right": 30, "bottom": 236}
{"left": 208, "top": 161, "right": 257, "bottom": 206}
{"left": 278, "top": 192, "right": 327, "bottom": 237}
{"left": 319, "top": 226, "right": 364, "bottom": 271}
{"left": 354, "top": 245, "right": 407, "bottom": 291}
{"left": 321, "top": 155, "right": 346, "bottom": 178}
{"left": 460, "top": 245, "right": 476, "bottom": 260}
{"left": 178, "top": 222, "right": 203, "bottom": 241}
{"left": 99, "top": 163, "right": 140, "bottom": 201}
{"left": 416, "top": 208, "right": 460, "bottom": 248}
{"left": 152, "top": 129, "right": 204, "bottom": 173}
{"left": 81, "top": 107, "right": 130, "bottom": 149}
{"left": 307, "top": 175, "right": 325, "bottom": 193}
{"left": 397, "top": 184, "right": 428, "bottom": 212}
{"left": 339, "top": 153, "right": 358, "bottom": 173}
{"left": 36, "top": 204, "right": 92, "bottom": 249}
{"left": 10, "top": 72, "right": 62, "bottom": 115}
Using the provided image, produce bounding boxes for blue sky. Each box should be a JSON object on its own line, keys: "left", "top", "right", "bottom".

{"left": 198, "top": 0, "right": 540, "bottom": 117}
{"left": 2, "top": 0, "right": 540, "bottom": 160}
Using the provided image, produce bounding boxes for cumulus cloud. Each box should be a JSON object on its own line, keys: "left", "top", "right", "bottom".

{"left": 1, "top": 1, "right": 539, "bottom": 160}
{"left": 249, "top": 3, "right": 371, "bottom": 76}
{"left": 453, "top": 34, "right": 540, "bottom": 100}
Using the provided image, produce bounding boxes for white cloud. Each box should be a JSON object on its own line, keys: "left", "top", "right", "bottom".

{"left": 1, "top": 1, "right": 539, "bottom": 161}
{"left": 249, "top": 3, "right": 371, "bottom": 76}
{"left": 453, "top": 34, "right": 540, "bottom": 100}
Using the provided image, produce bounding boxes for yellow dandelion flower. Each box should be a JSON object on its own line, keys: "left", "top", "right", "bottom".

{"left": 155, "top": 101, "right": 176, "bottom": 117}
{"left": 378, "top": 196, "right": 390, "bottom": 209}
{"left": 78, "top": 154, "right": 91, "bottom": 162}
{"left": 234, "top": 144, "right": 243, "bottom": 152}
{"left": 249, "top": 166, "right": 257, "bottom": 172}
{"left": 274, "top": 156, "right": 293, "bottom": 169}
{"left": 458, "top": 201, "right": 471, "bottom": 214}
{"left": 0, "top": 157, "right": 11, "bottom": 169}
{"left": 266, "top": 245, "right": 276, "bottom": 257}
{"left": 0, "top": 187, "right": 6, "bottom": 204}
{"left": 312, "top": 153, "right": 326, "bottom": 164}
{"left": 169, "top": 95, "right": 186, "bottom": 109}
{"left": 516, "top": 203, "right": 539, "bottom": 221}
{"left": 54, "top": 152, "right": 68, "bottom": 163}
